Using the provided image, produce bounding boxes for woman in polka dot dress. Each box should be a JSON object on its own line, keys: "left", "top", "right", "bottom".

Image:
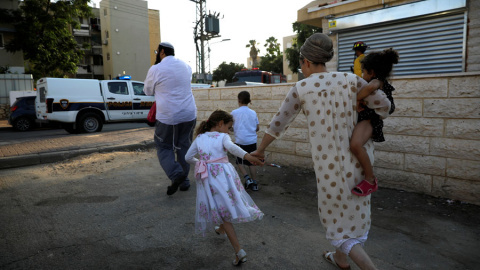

{"left": 350, "top": 48, "right": 399, "bottom": 197}
{"left": 252, "top": 33, "right": 388, "bottom": 270}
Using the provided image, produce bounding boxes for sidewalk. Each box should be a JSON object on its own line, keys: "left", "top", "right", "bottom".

{"left": 0, "top": 120, "right": 155, "bottom": 170}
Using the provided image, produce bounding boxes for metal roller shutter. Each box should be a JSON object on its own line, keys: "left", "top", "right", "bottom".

{"left": 337, "top": 12, "right": 466, "bottom": 76}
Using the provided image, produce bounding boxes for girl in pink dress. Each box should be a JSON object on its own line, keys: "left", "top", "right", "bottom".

{"left": 185, "top": 109, "right": 264, "bottom": 265}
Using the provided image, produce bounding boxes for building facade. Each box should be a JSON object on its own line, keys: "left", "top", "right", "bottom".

{"left": 99, "top": 0, "right": 155, "bottom": 81}
{"left": 297, "top": 0, "right": 478, "bottom": 74}
{"left": 0, "top": 0, "right": 160, "bottom": 81}
{"left": 277, "top": 0, "right": 480, "bottom": 204}
{"left": 0, "top": 0, "right": 24, "bottom": 74}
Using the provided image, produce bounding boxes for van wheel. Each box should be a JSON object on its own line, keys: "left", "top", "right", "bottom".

{"left": 78, "top": 113, "right": 103, "bottom": 133}
{"left": 64, "top": 123, "right": 79, "bottom": 134}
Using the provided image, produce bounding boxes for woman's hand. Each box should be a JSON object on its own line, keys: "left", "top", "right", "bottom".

{"left": 250, "top": 150, "right": 265, "bottom": 166}
{"left": 244, "top": 153, "right": 264, "bottom": 166}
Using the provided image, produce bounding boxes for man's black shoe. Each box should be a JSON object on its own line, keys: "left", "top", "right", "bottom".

{"left": 167, "top": 175, "right": 186, "bottom": 195}
{"left": 179, "top": 184, "right": 190, "bottom": 191}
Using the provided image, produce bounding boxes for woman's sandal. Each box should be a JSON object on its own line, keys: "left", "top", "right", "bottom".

{"left": 351, "top": 177, "right": 378, "bottom": 196}
{"left": 232, "top": 249, "right": 247, "bottom": 266}
{"left": 323, "top": 251, "right": 351, "bottom": 270}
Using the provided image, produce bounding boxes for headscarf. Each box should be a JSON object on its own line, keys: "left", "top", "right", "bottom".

{"left": 300, "top": 33, "right": 334, "bottom": 64}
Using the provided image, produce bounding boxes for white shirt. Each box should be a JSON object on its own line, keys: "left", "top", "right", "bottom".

{"left": 231, "top": 106, "right": 259, "bottom": 145}
{"left": 144, "top": 56, "right": 197, "bottom": 125}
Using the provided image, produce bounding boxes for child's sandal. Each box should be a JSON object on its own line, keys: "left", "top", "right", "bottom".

{"left": 250, "top": 179, "right": 259, "bottom": 191}
{"left": 232, "top": 249, "right": 247, "bottom": 266}
{"left": 352, "top": 178, "right": 378, "bottom": 196}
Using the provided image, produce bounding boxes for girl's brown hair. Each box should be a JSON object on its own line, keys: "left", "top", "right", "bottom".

{"left": 195, "top": 109, "right": 234, "bottom": 136}
{"left": 361, "top": 48, "right": 399, "bottom": 80}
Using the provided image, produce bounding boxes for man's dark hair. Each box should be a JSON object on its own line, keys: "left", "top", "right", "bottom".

{"left": 159, "top": 44, "right": 175, "bottom": 56}
{"left": 238, "top": 91, "right": 251, "bottom": 104}
{"left": 154, "top": 44, "right": 175, "bottom": 64}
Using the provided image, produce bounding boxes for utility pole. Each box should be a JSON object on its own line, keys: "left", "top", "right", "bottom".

{"left": 191, "top": 0, "right": 221, "bottom": 83}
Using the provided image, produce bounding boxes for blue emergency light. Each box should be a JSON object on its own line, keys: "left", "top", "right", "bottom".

{"left": 118, "top": 75, "right": 131, "bottom": 80}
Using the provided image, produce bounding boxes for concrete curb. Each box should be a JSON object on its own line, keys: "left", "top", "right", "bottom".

{"left": 0, "top": 140, "right": 155, "bottom": 170}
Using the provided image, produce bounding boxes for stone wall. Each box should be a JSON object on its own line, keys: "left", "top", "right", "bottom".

{"left": 193, "top": 72, "right": 480, "bottom": 205}
{"left": 0, "top": 104, "right": 10, "bottom": 120}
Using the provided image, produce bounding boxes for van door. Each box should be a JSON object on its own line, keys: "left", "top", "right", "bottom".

{"left": 131, "top": 81, "right": 155, "bottom": 120}
{"left": 36, "top": 81, "right": 48, "bottom": 119}
{"left": 103, "top": 81, "right": 133, "bottom": 120}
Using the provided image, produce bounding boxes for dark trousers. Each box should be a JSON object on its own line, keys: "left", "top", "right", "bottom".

{"left": 154, "top": 119, "right": 196, "bottom": 186}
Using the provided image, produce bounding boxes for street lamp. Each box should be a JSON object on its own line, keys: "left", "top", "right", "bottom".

{"left": 208, "top": 38, "right": 231, "bottom": 74}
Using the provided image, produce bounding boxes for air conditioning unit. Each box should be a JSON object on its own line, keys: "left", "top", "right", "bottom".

{"left": 103, "top": 39, "right": 108, "bottom": 45}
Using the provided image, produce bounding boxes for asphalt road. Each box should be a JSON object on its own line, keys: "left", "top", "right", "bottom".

{"left": 1, "top": 149, "right": 479, "bottom": 270}
{"left": 0, "top": 122, "right": 150, "bottom": 146}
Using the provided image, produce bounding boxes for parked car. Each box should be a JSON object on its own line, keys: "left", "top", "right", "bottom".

{"left": 8, "top": 96, "right": 37, "bottom": 131}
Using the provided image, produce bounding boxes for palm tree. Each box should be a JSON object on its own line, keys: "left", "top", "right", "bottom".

{"left": 246, "top": 40, "right": 260, "bottom": 68}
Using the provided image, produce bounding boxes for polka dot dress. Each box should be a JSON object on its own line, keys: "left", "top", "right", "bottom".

{"left": 266, "top": 72, "right": 390, "bottom": 243}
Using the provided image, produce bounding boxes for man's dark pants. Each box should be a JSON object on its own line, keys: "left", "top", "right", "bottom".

{"left": 154, "top": 119, "right": 196, "bottom": 188}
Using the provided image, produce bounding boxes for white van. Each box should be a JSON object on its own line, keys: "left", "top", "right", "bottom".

{"left": 36, "top": 77, "right": 155, "bottom": 133}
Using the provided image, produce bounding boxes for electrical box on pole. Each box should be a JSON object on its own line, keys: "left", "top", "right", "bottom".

{"left": 205, "top": 15, "right": 219, "bottom": 34}
{"left": 191, "top": 0, "right": 222, "bottom": 83}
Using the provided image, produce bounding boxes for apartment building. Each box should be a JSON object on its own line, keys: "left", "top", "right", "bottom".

{"left": 76, "top": 0, "right": 160, "bottom": 80}
{"left": 0, "top": 0, "right": 160, "bottom": 81}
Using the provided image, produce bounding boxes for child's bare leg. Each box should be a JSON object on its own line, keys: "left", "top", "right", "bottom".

{"left": 350, "top": 120, "right": 375, "bottom": 184}
{"left": 237, "top": 163, "right": 248, "bottom": 177}
{"left": 222, "top": 221, "right": 241, "bottom": 253}
{"left": 248, "top": 165, "right": 257, "bottom": 180}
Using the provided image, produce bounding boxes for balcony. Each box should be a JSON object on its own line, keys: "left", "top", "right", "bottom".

{"left": 73, "top": 29, "right": 90, "bottom": 37}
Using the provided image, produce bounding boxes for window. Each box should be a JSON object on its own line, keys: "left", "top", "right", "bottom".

{"left": 132, "top": 82, "right": 145, "bottom": 96}
{"left": 93, "top": 55, "right": 103, "bottom": 65}
{"left": 25, "top": 97, "right": 35, "bottom": 106}
{"left": 108, "top": 82, "right": 128, "bottom": 95}
{"left": 0, "top": 33, "right": 4, "bottom": 48}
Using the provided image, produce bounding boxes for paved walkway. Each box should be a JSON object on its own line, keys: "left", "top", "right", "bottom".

{"left": 0, "top": 120, "right": 154, "bottom": 169}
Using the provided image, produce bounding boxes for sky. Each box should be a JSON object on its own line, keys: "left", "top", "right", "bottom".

{"left": 90, "top": 0, "right": 314, "bottom": 74}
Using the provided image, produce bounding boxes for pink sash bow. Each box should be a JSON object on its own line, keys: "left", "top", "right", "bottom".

{"left": 195, "top": 156, "right": 229, "bottom": 180}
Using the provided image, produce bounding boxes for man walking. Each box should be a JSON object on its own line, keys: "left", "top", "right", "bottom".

{"left": 144, "top": 42, "right": 197, "bottom": 195}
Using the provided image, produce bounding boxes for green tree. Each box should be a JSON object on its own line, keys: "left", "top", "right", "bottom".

{"left": 0, "top": 0, "right": 92, "bottom": 78}
{"left": 259, "top": 36, "right": 283, "bottom": 73}
{"left": 0, "top": 65, "right": 11, "bottom": 74}
{"left": 212, "top": 62, "right": 246, "bottom": 83}
{"left": 245, "top": 40, "right": 260, "bottom": 68}
{"left": 285, "top": 22, "right": 322, "bottom": 74}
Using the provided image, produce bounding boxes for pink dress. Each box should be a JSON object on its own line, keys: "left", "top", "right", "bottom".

{"left": 185, "top": 132, "right": 264, "bottom": 235}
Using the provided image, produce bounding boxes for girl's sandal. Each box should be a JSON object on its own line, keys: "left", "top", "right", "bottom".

{"left": 352, "top": 178, "right": 378, "bottom": 196}
{"left": 214, "top": 226, "right": 227, "bottom": 239}
{"left": 232, "top": 249, "right": 247, "bottom": 266}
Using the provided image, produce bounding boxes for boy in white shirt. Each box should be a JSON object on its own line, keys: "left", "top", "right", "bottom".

{"left": 231, "top": 91, "right": 260, "bottom": 191}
